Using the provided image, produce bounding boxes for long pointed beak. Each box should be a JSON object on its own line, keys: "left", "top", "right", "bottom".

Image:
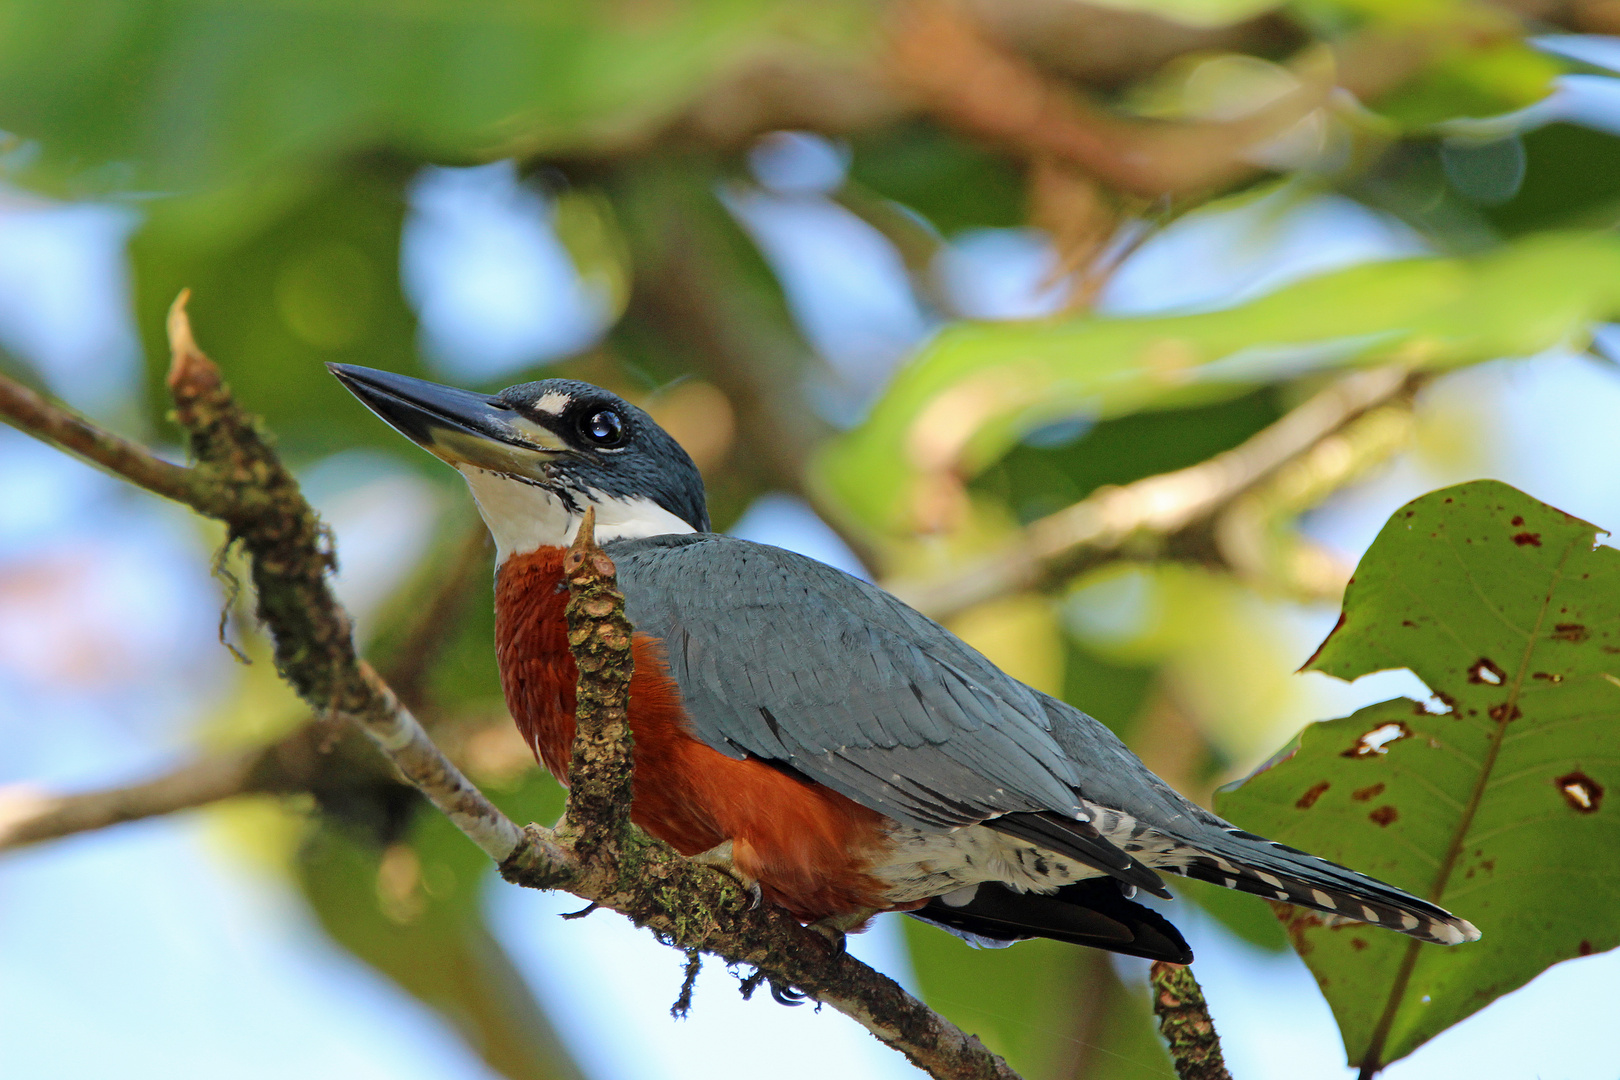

{"left": 328, "top": 363, "right": 567, "bottom": 475}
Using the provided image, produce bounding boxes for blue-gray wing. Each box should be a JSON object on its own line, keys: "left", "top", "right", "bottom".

{"left": 609, "top": 534, "right": 1089, "bottom": 831}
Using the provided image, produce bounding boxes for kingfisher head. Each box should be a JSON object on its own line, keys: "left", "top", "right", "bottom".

{"left": 329, "top": 364, "right": 709, "bottom": 562}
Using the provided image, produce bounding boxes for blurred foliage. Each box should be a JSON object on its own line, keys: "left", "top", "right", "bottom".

{"left": 817, "top": 230, "right": 1620, "bottom": 538}
{"left": 904, "top": 919, "right": 1175, "bottom": 1079}
{"left": 130, "top": 169, "right": 429, "bottom": 453}
{"left": 1219, "top": 481, "right": 1620, "bottom": 1071}
{"left": 0, "top": 0, "right": 879, "bottom": 193}
{"left": 974, "top": 387, "right": 1284, "bottom": 523}
{"left": 6, "top": 0, "right": 1620, "bottom": 1076}
{"left": 301, "top": 772, "right": 574, "bottom": 1080}
{"left": 1482, "top": 122, "right": 1620, "bottom": 234}
{"left": 1375, "top": 37, "right": 1558, "bottom": 129}
{"left": 847, "top": 122, "right": 1028, "bottom": 234}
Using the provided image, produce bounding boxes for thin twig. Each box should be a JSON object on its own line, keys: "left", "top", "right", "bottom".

{"left": 1215, "top": 396, "right": 1417, "bottom": 599}
{"left": 888, "top": 365, "right": 1418, "bottom": 620}
{"left": 0, "top": 749, "right": 281, "bottom": 850}
{"left": 0, "top": 521, "right": 501, "bottom": 855}
{"left": 0, "top": 367, "right": 215, "bottom": 511}
{"left": 1149, "top": 962, "right": 1231, "bottom": 1080}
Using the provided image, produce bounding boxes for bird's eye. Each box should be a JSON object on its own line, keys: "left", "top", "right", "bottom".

{"left": 580, "top": 409, "right": 625, "bottom": 447}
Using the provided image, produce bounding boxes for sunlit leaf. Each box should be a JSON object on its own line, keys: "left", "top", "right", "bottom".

{"left": 815, "top": 232, "right": 1620, "bottom": 537}
{"left": 1374, "top": 39, "right": 1560, "bottom": 131}
{"left": 1076, "top": 0, "right": 1284, "bottom": 28}
{"left": 1217, "top": 480, "right": 1620, "bottom": 1070}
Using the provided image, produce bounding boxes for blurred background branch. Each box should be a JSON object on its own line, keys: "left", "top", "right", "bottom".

{"left": 889, "top": 365, "right": 1420, "bottom": 619}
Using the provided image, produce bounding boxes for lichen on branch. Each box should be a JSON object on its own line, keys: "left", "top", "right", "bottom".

{"left": 561, "top": 508, "right": 638, "bottom": 857}
{"left": 1150, "top": 961, "right": 1231, "bottom": 1080}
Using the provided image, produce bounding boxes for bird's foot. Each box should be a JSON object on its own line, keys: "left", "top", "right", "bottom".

{"left": 688, "top": 840, "right": 763, "bottom": 909}
{"left": 806, "top": 907, "right": 878, "bottom": 953}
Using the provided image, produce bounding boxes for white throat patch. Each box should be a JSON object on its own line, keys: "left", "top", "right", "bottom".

{"left": 457, "top": 466, "right": 696, "bottom": 564}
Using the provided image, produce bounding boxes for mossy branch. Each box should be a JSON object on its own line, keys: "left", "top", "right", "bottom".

{"left": 561, "top": 508, "right": 637, "bottom": 858}
{"left": 1150, "top": 961, "right": 1232, "bottom": 1080}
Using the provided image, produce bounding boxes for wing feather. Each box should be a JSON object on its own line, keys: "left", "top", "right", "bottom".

{"left": 612, "top": 534, "right": 1087, "bottom": 830}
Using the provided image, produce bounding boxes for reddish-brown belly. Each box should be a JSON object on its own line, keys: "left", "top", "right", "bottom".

{"left": 494, "top": 547, "right": 894, "bottom": 922}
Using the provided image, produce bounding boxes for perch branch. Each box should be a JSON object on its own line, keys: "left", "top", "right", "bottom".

{"left": 0, "top": 295, "right": 1019, "bottom": 1080}
{"left": 1150, "top": 962, "right": 1232, "bottom": 1080}
{"left": 559, "top": 506, "right": 638, "bottom": 857}
{"left": 0, "top": 368, "right": 218, "bottom": 512}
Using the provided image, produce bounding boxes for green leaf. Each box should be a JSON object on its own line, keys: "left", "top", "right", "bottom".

{"left": 1216, "top": 480, "right": 1620, "bottom": 1071}
{"left": 0, "top": 0, "right": 878, "bottom": 193}
{"left": 1068, "top": 0, "right": 1284, "bottom": 27}
{"left": 813, "top": 232, "right": 1620, "bottom": 538}
{"left": 1374, "top": 39, "right": 1560, "bottom": 130}
{"left": 1482, "top": 124, "right": 1620, "bottom": 236}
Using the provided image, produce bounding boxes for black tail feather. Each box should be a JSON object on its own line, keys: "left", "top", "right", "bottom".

{"left": 909, "top": 879, "right": 1193, "bottom": 963}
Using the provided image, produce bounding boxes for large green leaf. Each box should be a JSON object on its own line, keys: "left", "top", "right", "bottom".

{"left": 814, "top": 233, "right": 1620, "bottom": 538}
{"left": 0, "top": 0, "right": 877, "bottom": 193}
{"left": 1216, "top": 480, "right": 1620, "bottom": 1071}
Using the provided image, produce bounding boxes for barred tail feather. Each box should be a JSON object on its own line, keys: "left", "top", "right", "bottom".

{"left": 1174, "top": 827, "right": 1480, "bottom": 946}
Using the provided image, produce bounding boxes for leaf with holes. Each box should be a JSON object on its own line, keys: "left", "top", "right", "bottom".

{"left": 1216, "top": 479, "right": 1620, "bottom": 1074}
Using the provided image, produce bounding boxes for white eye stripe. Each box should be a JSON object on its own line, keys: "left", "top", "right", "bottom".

{"left": 529, "top": 391, "right": 572, "bottom": 416}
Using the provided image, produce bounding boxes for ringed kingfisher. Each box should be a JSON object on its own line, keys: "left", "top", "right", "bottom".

{"left": 331, "top": 364, "right": 1479, "bottom": 962}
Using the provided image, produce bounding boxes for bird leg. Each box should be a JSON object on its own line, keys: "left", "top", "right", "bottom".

{"left": 806, "top": 907, "right": 880, "bottom": 952}
{"left": 688, "top": 839, "right": 763, "bottom": 909}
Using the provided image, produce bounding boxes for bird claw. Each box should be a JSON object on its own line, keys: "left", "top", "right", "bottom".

{"left": 688, "top": 840, "right": 762, "bottom": 908}
{"left": 806, "top": 921, "right": 848, "bottom": 953}
{"left": 806, "top": 907, "right": 877, "bottom": 953}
